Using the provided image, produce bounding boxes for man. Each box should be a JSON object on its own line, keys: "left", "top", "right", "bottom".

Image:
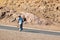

{"left": 18, "top": 16, "right": 24, "bottom": 31}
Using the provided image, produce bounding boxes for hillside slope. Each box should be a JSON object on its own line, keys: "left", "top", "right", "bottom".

{"left": 0, "top": 0, "right": 60, "bottom": 26}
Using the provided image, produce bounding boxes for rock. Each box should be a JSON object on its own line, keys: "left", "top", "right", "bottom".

{"left": 0, "top": 12, "right": 6, "bottom": 19}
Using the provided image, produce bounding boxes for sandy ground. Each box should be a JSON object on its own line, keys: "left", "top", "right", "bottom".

{"left": 0, "top": 30, "right": 60, "bottom": 40}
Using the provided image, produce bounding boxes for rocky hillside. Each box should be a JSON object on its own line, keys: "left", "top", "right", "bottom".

{"left": 0, "top": 0, "right": 60, "bottom": 26}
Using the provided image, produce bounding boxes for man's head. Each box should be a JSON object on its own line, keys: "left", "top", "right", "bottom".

{"left": 18, "top": 16, "right": 21, "bottom": 18}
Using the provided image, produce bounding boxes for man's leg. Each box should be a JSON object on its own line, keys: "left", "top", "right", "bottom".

{"left": 20, "top": 24, "right": 23, "bottom": 31}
